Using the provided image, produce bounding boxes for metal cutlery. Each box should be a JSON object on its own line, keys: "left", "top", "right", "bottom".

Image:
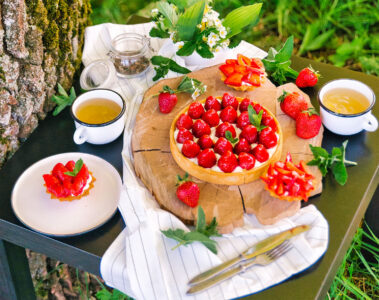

{"left": 187, "top": 241, "right": 293, "bottom": 295}
{"left": 188, "top": 225, "right": 309, "bottom": 285}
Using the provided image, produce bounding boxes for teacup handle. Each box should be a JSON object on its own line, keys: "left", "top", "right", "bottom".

{"left": 73, "top": 126, "right": 88, "bottom": 144}
{"left": 362, "top": 113, "right": 378, "bottom": 132}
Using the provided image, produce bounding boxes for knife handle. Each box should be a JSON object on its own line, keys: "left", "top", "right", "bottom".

{"left": 187, "top": 259, "right": 256, "bottom": 295}
{"left": 188, "top": 255, "right": 243, "bottom": 285}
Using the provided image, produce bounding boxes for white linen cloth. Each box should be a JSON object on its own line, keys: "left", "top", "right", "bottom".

{"left": 82, "top": 23, "right": 329, "bottom": 300}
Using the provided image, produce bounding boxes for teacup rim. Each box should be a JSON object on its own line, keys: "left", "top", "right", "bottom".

{"left": 70, "top": 89, "right": 126, "bottom": 127}
{"left": 318, "top": 78, "right": 376, "bottom": 118}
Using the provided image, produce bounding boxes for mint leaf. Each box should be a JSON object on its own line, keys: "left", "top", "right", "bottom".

{"left": 151, "top": 56, "right": 190, "bottom": 81}
{"left": 276, "top": 35, "right": 294, "bottom": 62}
{"left": 225, "top": 130, "right": 238, "bottom": 144}
{"left": 195, "top": 206, "right": 206, "bottom": 233}
{"left": 64, "top": 159, "right": 83, "bottom": 177}
{"left": 168, "top": 60, "right": 191, "bottom": 74}
{"left": 204, "top": 217, "right": 221, "bottom": 237}
{"left": 332, "top": 161, "right": 348, "bottom": 185}
{"left": 51, "top": 84, "right": 76, "bottom": 116}
{"left": 248, "top": 105, "right": 266, "bottom": 132}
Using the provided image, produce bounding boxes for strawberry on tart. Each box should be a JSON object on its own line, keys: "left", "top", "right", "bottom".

{"left": 170, "top": 93, "right": 283, "bottom": 185}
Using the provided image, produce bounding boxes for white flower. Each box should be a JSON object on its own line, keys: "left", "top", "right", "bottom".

{"left": 207, "top": 38, "right": 216, "bottom": 48}
{"left": 215, "top": 46, "right": 222, "bottom": 52}
{"left": 192, "top": 88, "right": 200, "bottom": 99}
{"left": 218, "top": 28, "right": 227, "bottom": 39}
{"left": 174, "top": 41, "right": 184, "bottom": 51}
{"left": 202, "top": 17, "right": 208, "bottom": 24}
{"left": 221, "top": 40, "right": 230, "bottom": 49}
{"left": 151, "top": 8, "right": 159, "bottom": 17}
{"left": 215, "top": 19, "right": 222, "bottom": 28}
{"left": 197, "top": 23, "right": 202, "bottom": 29}
{"left": 208, "top": 32, "right": 219, "bottom": 42}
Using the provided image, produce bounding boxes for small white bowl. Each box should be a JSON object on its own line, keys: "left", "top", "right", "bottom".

{"left": 70, "top": 89, "right": 126, "bottom": 145}
{"left": 318, "top": 79, "right": 378, "bottom": 135}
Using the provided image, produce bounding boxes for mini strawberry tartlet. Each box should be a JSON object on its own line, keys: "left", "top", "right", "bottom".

{"left": 219, "top": 54, "right": 267, "bottom": 92}
{"left": 170, "top": 93, "right": 283, "bottom": 185}
{"left": 42, "top": 159, "right": 95, "bottom": 201}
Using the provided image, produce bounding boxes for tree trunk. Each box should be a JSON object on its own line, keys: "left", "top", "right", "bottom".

{"left": 0, "top": 0, "right": 91, "bottom": 166}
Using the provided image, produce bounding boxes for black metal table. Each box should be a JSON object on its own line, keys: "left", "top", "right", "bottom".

{"left": 0, "top": 57, "right": 378, "bottom": 300}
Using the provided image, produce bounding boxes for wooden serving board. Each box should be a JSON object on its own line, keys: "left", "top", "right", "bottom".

{"left": 132, "top": 65, "right": 323, "bottom": 233}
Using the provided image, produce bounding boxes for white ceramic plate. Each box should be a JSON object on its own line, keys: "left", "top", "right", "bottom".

{"left": 11, "top": 153, "right": 122, "bottom": 237}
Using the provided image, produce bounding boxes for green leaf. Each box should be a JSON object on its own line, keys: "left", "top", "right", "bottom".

{"left": 149, "top": 27, "right": 170, "bottom": 38}
{"left": 57, "top": 83, "right": 68, "bottom": 97}
{"left": 195, "top": 206, "right": 206, "bottom": 233}
{"left": 157, "top": 1, "right": 178, "bottom": 28}
{"left": 176, "top": 0, "right": 205, "bottom": 41}
{"left": 225, "top": 130, "right": 238, "bottom": 144}
{"left": 359, "top": 56, "right": 379, "bottom": 76}
{"left": 176, "top": 41, "right": 196, "bottom": 56}
{"left": 248, "top": 105, "right": 266, "bottom": 131}
{"left": 305, "top": 29, "right": 335, "bottom": 52}
{"left": 196, "top": 42, "right": 214, "bottom": 58}
{"left": 151, "top": 55, "right": 171, "bottom": 65}
{"left": 161, "top": 228, "right": 188, "bottom": 245}
{"left": 222, "top": 3, "right": 262, "bottom": 38}
{"left": 168, "top": 60, "right": 191, "bottom": 74}
{"left": 309, "top": 144, "right": 329, "bottom": 159}
{"left": 185, "top": 231, "right": 218, "bottom": 254}
{"left": 332, "top": 161, "right": 348, "bottom": 185}
{"left": 162, "top": 85, "right": 176, "bottom": 94}
{"left": 204, "top": 217, "right": 221, "bottom": 237}
{"left": 169, "top": 0, "right": 200, "bottom": 12}
{"left": 64, "top": 158, "right": 84, "bottom": 177}
{"left": 275, "top": 35, "right": 294, "bottom": 62}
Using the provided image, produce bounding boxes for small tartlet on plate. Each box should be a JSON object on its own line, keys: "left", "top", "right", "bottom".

{"left": 170, "top": 97, "right": 283, "bottom": 186}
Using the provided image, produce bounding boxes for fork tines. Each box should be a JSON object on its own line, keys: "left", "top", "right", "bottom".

{"left": 266, "top": 240, "right": 293, "bottom": 259}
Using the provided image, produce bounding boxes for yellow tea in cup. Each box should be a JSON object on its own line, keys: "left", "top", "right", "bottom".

{"left": 75, "top": 98, "right": 122, "bottom": 124}
{"left": 322, "top": 88, "right": 370, "bottom": 115}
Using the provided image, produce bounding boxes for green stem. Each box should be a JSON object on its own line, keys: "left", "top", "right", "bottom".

{"left": 171, "top": 241, "right": 185, "bottom": 250}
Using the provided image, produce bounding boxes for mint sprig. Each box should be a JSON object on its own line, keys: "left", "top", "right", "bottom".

{"left": 262, "top": 36, "right": 299, "bottom": 85}
{"left": 225, "top": 130, "right": 238, "bottom": 145}
{"left": 307, "top": 140, "right": 357, "bottom": 185}
{"left": 248, "top": 104, "right": 267, "bottom": 132}
{"left": 161, "top": 206, "right": 221, "bottom": 254}
{"left": 159, "top": 76, "right": 207, "bottom": 99}
{"left": 64, "top": 159, "right": 84, "bottom": 177}
{"left": 51, "top": 83, "right": 76, "bottom": 116}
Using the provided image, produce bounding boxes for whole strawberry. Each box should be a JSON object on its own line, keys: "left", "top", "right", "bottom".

{"left": 296, "top": 108, "right": 322, "bottom": 139}
{"left": 216, "top": 122, "right": 236, "bottom": 138}
{"left": 252, "top": 144, "right": 269, "bottom": 162}
{"left": 214, "top": 137, "right": 233, "bottom": 155}
{"left": 220, "top": 106, "right": 237, "bottom": 123}
{"left": 218, "top": 150, "right": 238, "bottom": 173}
{"left": 296, "top": 67, "right": 320, "bottom": 88}
{"left": 176, "top": 173, "right": 200, "bottom": 207}
{"left": 202, "top": 109, "right": 220, "bottom": 127}
{"left": 188, "top": 101, "right": 205, "bottom": 119}
{"left": 197, "top": 149, "right": 217, "bottom": 168}
{"left": 192, "top": 119, "right": 211, "bottom": 138}
{"left": 278, "top": 91, "right": 308, "bottom": 120}
{"left": 259, "top": 127, "right": 278, "bottom": 149}
{"left": 205, "top": 96, "right": 221, "bottom": 111}
{"left": 176, "top": 113, "right": 193, "bottom": 130}
{"left": 182, "top": 140, "right": 200, "bottom": 158}
{"left": 158, "top": 88, "right": 177, "bottom": 113}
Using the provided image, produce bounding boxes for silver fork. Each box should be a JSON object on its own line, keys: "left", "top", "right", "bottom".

{"left": 187, "top": 241, "right": 293, "bottom": 295}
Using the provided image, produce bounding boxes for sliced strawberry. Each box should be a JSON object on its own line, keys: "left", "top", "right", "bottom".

{"left": 220, "top": 106, "right": 237, "bottom": 123}
{"left": 234, "top": 65, "right": 247, "bottom": 74}
{"left": 205, "top": 96, "right": 221, "bottom": 111}
{"left": 219, "top": 64, "right": 235, "bottom": 77}
{"left": 237, "top": 54, "right": 251, "bottom": 66}
{"left": 52, "top": 163, "right": 71, "bottom": 183}
{"left": 197, "top": 148, "right": 217, "bottom": 168}
{"left": 242, "top": 72, "right": 261, "bottom": 86}
{"left": 76, "top": 163, "right": 89, "bottom": 181}
{"left": 65, "top": 161, "right": 75, "bottom": 172}
{"left": 192, "top": 119, "right": 211, "bottom": 138}
{"left": 250, "top": 58, "right": 264, "bottom": 69}
{"left": 246, "top": 66, "right": 265, "bottom": 75}
{"left": 176, "top": 128, "right": 194, "bottom": 144}
{"left": 176, "top": 113, "right": 193, "bottom": 130}
{"left": 224, "top": 73, "right": 243, "bottom": 87}
{"left": 214, "top": 137, "right": 233, "bottom": 155}
{"left": 71, "top": 176, "right": 86, "bottom": 196}
{"left": 226, "top": 59, "right": 238, "bottom": 65}
{"left": 43, "top": 174, "right": 66, "bottom": 198}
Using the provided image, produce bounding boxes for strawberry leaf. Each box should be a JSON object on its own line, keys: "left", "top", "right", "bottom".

{"left": 248, "top": 104, "right": 267, "bottom": 132}
{"left": 162, "top": 85, "right": 176, "bottom": 94}
{"left": 64, "top": 159, "right": 83, "bottom": 177}
{"left": 278, "top": 91, "right": 288, "bottom": 103}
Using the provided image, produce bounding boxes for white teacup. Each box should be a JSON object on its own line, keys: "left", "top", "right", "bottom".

{"left": 318, "top": 79, "right": 378, "bottom": 135}
{"left": 71, "top": 89, "right": 126, "bottom": 145}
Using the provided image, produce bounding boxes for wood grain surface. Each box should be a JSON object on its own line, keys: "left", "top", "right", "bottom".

{"left": 132, "top": 65, "right": 323, "bottom": 233}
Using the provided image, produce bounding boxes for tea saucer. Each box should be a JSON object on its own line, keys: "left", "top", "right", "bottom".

{"left": 11, "top": 153, "right": 122, "bottom": 237}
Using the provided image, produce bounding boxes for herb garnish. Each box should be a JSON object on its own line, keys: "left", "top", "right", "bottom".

{"left": 247, "top": 104, "right": 266, "bottom": 132}
{"left": 159, "top": 76, "right": 207, "bottom": 99}
{"left": 151, "top": 55, "right": 191, "bottom": 81}
{"left": 262, "top": 36, "right": 299, "bottom": 85}
{"left": 307, "top": 140, "right": 357, "bottom": 185}
{"left": 64, "top": 159, "right": 83, "bottom": 177}
{"left": 51, "top": 84, "right": 77, "bottom": 116}
{"left": 161, "top": 206, "right": 221, "bottom": 254}
{"left": 225, "top": 131, "right": 238, "bottom": 145}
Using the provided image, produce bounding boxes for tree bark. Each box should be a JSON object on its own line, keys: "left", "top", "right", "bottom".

{"left": 0, "top": 0, "right": 91, "bottom": 166}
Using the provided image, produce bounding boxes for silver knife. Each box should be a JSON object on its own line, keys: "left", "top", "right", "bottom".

{"left": 188, "top": 225, "right": 310, "bottom": 285}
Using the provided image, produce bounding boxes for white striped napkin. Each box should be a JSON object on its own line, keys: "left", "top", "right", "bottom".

{"left": 82, "top": 23, "right": 329, "bottom": 300}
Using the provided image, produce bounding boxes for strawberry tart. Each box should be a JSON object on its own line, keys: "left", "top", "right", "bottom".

{"left": 42, "top": 159, "right": 95, "bottom": 201}
{"left": 170, "top": 93, "right": 283, "bottom": 185}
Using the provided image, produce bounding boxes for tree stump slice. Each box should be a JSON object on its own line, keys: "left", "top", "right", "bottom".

{"left": 132, "top": 65, "right": 323, "bottom": 233}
